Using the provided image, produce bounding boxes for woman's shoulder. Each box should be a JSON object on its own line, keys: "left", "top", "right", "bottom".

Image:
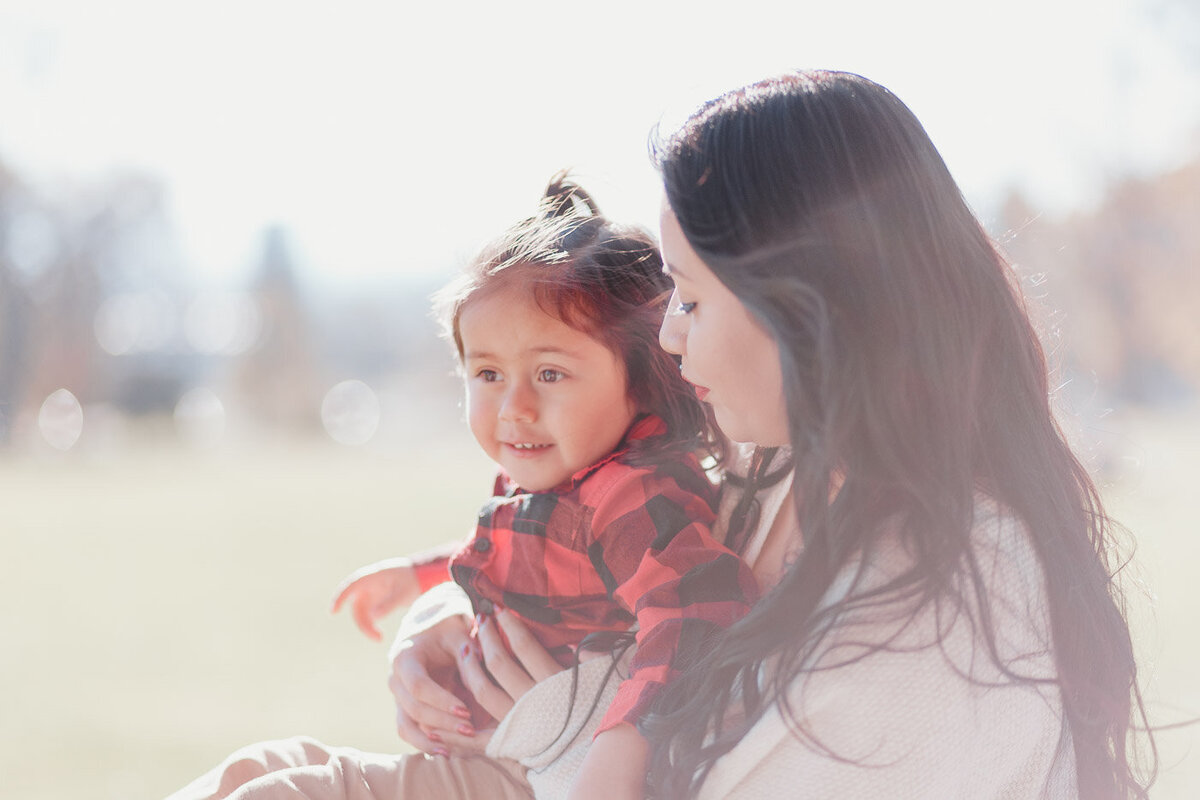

{"left": 701, "top": 496, "right": 1073, "bottom": 798}
{"left": 961, "top": 495, "right": 1054, "bottom": 620}
{"left": 853, "top": 493, "right": 1055, "bottom": 651}
{"left": 862, "top": 493, "right": 1047, "bottom": 600}
{"left": 962, "top": 493, "right": 1059, "bottom": 674}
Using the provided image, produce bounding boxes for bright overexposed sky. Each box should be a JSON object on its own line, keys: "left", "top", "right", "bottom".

{"left": 1, "top": 0, "right": 1197, "bottom": 288}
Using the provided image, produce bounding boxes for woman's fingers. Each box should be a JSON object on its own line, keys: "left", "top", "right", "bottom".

{"left": 457, "top": 637, "right": 518, "bottom": 722}
{"left": 494, "top": 609, "right": 565, "bottom": 682}
{"left": 426, "top": 722, "right": 496, "bottom": 757}
{"left": 389, "top": 652, "right": 473, "bottom": 735}
{"left": 476, "top": 614, "right": 540, "bottom": 700}
{"left": 393, "top": 703, "right": 444, "bottom": 755}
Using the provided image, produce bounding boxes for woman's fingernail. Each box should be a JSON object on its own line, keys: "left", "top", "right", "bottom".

{"left": 452, "top": 705, "right": 472, "bottom": 720}
{"left": 426, "top": 730, "right": 443, "bottom": 743}
{"left": 432, "top": 747, "right": 450, "bottom": 758}
{"left": 457, "top": 723, "right": 475, "bottom": 737}
{"left": 460, "top": 643, "right": 471, "bottom": 660}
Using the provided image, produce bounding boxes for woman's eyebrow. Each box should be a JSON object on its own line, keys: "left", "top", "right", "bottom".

{"left": 662, "top": 262, "right": 690, "bottom": 280}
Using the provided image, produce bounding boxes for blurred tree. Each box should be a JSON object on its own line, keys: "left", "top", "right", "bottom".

{"left": 0, "top": 163, "right": 185, "bottom": 447}
{"left": 233, "top": 225, "right": 323, "bottom": 431}
{"left": 27, "top": 173, "right": 184, "bottom": 414}
{"left": 999, "top": 155, "right": 1200, "bottom": 407}
{"left": 0, "top": 160, "right": 39, "bottom": 445}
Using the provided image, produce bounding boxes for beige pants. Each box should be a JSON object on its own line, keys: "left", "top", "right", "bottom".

{"left": 165, "top": 737, "right": 533, "bottom": 800}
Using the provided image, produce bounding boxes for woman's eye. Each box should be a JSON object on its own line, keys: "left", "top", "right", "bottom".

{"left": 477, "top": 369, "right": 500, "bottom": 382}
{"left": 538, "top": 369, "right": 564, "bottom": 383}
{"left": 670, "top": 301, "right": 697, "bottom": 316}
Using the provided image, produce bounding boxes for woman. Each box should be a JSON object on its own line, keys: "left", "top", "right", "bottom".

{"left": 641, "top": 69, "right": 1150, "bottom": 799}
{"left": 175, "top": 70, "right": 1150, "bottom": 800}
{"left": 401, "top": 70, "right": 1151, "bottom": 799}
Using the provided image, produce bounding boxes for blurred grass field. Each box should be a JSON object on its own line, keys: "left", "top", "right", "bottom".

{"left": 1, "top": 409, "right": 1196, "bottom": 799}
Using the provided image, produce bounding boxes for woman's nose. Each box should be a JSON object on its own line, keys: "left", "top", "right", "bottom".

{"left": 499, "top": 382, "right": 537, "bottom": 423}
{"left": 659, "top": 296, "right": 685, "bottom": 356}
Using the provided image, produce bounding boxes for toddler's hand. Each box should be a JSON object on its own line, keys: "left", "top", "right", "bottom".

{"left": 331, "top": 558, "right": 421, "bottom": 641}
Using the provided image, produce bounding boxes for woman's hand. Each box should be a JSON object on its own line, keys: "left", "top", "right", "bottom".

{"left": 426, "top": 609, "right": 571, "bottom": 755}
{"left": 332, "top": 558, "right": 421, "bottom": 641}
{"left": 386, "top": 604, "right": 576, "bottom": 756}
{"left": 463, "top": 610, "right": 566, "bottom": 718}
{"left": 386, "top": 612, "right": 478, "bottom": 756}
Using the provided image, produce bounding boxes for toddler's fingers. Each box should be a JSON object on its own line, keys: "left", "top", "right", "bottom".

{"left": 352, "top": 595, "right": 382, "bottom": 641}
{"left": 330, "top": 570, "right": 370, "bottom": 614}
{"left": 330, "top": 583, "right": 351, "bottom": 614}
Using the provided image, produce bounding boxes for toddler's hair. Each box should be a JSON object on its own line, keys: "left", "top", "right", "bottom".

{"left": 436, "top": 171, "right": 711, "bottom": 464}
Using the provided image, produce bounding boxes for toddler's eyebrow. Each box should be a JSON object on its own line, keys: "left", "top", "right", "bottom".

{"left": 464, "top": 345, "right": 584, "bottom": 361}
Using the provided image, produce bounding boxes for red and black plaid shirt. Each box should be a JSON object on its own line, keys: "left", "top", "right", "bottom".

{"left": 412, "top": 415, "right": 758, "bottom": 733}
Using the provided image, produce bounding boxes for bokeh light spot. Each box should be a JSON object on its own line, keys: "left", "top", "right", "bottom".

{"left": 174, "top": 388, "right": 226, "bottom": 445}
{"left": 320, "top": 380, "right": 379, "bottom": 446}
{"left": 184, "top": 292, "right": 261, "bottom": 355}
{"left": 38, "top": 388, "right": 84, "bottom": 450}
{"left": 94, "top": 290, "right": 176, "bottom": 355}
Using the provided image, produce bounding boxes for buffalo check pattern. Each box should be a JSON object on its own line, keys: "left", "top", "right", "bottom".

{"left": 412, "top": 415, "right": 758, "bottom": 733}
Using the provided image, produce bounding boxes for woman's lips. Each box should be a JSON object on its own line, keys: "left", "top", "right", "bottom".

{"left": 683, "top": 372, "right": 710, "bottom": 402}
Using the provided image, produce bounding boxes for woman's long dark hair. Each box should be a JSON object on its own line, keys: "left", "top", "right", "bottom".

{"left": 436, "top": 171, "right": 716, "bottom": 464}
{"left": 644, "top": 71, "right": 1151, "bottom": 798}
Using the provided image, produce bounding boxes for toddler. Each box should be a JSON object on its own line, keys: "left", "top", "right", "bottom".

{"left": 333, "top": 174, "right": 757, "bottom": 792}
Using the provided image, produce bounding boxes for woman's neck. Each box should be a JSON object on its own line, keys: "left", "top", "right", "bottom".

{"left": 748, "top": 493, "right": 799, "bottom": 588}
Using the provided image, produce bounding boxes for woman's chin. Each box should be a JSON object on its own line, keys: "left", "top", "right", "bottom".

{"left": 713, "top": 408, "right": 788, "bottom": 448}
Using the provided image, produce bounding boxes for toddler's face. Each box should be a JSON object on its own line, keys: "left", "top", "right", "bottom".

{"left": 458, "top": 283, "right": 638, "bottom": 492}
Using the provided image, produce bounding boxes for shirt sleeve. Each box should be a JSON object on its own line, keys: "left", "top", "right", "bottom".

{"left": 411, "top": 472, "right": 512, "bottom": 594}
{"left": 585, "top": 461, "right": 759, "bottom": 735}
{"left": 411, "top": 550, "right": 455, "bottom": 594}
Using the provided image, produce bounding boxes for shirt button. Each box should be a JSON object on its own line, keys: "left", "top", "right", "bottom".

{"left": 473, "top": 538, "right": 492, "bottom": 553}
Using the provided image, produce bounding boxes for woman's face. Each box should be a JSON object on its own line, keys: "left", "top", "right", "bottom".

{"left": 658, "top": 201, "right": 790, "bottom": 446}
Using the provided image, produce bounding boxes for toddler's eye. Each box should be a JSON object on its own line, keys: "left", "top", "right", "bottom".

{"left": 477, "top": 369, "right": 500, "bottom": 382}
{"left": 538, "top": 369, "right": 565, "bottom": 383}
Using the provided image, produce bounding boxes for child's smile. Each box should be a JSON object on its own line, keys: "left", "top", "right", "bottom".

{"left": 457, "top": 280, "right": 639, "bottom": 492}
